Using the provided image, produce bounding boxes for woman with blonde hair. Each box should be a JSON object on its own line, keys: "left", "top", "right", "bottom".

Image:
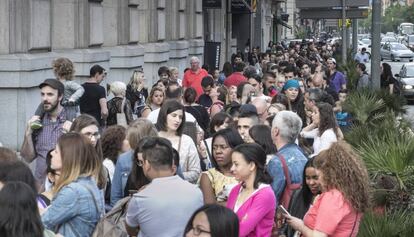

{"left": 107, "top": 81, "right": 133, "bottom": 126}
{"left": 41, "top": 133, "right": 104, "bottom": 237}
{"left": 286, "top": 141, "right": 370, "bottom": 237}
{"left": 126, "top": 69, "right": 148, "bottom": 118}
{"left": 140, "top": 86, "right": 165, "bottom": 118}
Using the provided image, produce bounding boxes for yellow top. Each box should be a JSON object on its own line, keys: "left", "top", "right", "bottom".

{"left": 204, "top": 168, "right": 238, "bottom": 202}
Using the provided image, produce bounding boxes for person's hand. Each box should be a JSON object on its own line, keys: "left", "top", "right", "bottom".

{"left": 62, "top": 121, "right": 72, "bottom": 133}
{"left": 26, "top": 115, "right": 41, "bottom": 135}
{"left": 285, "top": 215, "right": 305, "bottom": 232}
{"left": 197, "top": 142, "right": 207, "bottom": 159}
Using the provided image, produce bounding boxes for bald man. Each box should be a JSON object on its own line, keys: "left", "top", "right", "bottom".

{"left": 252, "top": 97, "right": 269, "bottom": 122}
{"left": 312, "top": 73, "right": 338, "bottom": 101}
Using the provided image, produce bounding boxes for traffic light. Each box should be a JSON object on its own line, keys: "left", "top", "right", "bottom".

{"left": 281, "top": 13, "right": 289, "bottom": 22}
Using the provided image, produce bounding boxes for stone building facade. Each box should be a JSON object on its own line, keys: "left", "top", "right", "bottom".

{"left": 0, "top": 0, "right": 204, "bottom": 149}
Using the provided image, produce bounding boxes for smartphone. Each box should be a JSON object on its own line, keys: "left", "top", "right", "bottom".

{"left": 279, "top": 205, "right": 291, "bottom": 216}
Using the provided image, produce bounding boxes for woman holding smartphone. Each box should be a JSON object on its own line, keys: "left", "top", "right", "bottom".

{"left": 285, "top": 142, "right": 370, "bottom": 237}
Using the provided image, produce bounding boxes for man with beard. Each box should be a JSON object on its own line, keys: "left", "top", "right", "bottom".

{"left": 21, "top": 79, "right": 70, "bottom": 186}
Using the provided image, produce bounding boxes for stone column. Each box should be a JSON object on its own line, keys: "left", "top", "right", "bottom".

{"left": 141, "top": 0, "right": 170, "bottom": 85}
{"left": 0, "top": 0, "right": 10, "bottom": 54}
{"left": 187, "top": 0, "right": 204, "bottom": 63}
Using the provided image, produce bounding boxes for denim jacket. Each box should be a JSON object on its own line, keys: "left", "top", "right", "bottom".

{"left": 42, "top": 176, "right": 104, "bottom": 237}
{"left": 267, "top": 143, "right": 308, "bottom": 201}
{"left": 110, "top": 150, "right": 133, "bottom": 207}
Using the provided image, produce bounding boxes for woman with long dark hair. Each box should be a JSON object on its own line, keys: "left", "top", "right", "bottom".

{"left": 0, "top": 181, "right": 57, "bottom": 237}
{"left": 281, "top": 79, "right": 306, "bottom": 126}
{"left": 183, "top": 87, "right": 210, "bottom": 133}
{"left": 226, "top": 143, "right": 276, "bottom": 237}
{"left": 300, "top": 102, "right": 339, "bottom": 157}
{"left": 157, "top": 99, "right": 201, "bottom": 183}
{"left": 284, "top": 158, "right": 320, "bottom": 237}
{"left": 248, "top": 124, "right": 278, "bottom": 164}
{"left": 380, "top": 62, "right": 396, "bottom": 94}
{"left": 184, "top": 204, "right": 239, "bottom": 237}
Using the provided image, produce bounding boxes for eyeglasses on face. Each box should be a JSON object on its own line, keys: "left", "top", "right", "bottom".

{"left": 188, "top": 225, "right": 211, "bottom": 236}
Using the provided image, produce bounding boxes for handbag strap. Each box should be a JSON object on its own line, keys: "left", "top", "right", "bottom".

{"left": 349, "top": 213, "right": 358, "bottom": 237}
{"left": 178, "top": 135, "right": 182, "bottom": 154}
{"left": 120, "top": 97, "right": 126, "bottom": 114}
{"left": 203, "top": 139, "right": 212, "bottom": 162}
{"left": 278, "top": 154, "right": 293, "bottom": 187}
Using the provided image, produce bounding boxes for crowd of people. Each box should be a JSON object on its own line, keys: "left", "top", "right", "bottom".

{"left": 0, "top": 40, "right": 377, "bottom": 237}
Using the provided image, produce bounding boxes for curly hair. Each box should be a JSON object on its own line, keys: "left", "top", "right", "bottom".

{"left": 316, "top": 102, "right": 338, "bottom": 137}
{"left": 314, "top": 141, "right": 370, "bottom": 212}
{"left": 52, "top": 57, "right": 75, "bottom": 81}
{"left": 101, "top": 125, "right": 126, "bottom": 165}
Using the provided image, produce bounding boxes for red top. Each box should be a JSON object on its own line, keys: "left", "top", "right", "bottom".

{"left": 303, "top": 189, "right": 362, "bottom": 237}
{"left": 224, "top": 72, "right": 247, "bottom": 88}
{"left": 183, "top": 68, "right": 208, "bottom": 98}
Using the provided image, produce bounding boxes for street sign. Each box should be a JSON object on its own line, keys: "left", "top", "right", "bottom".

{"left": 300, "top": 9, "right": 369, "bottom": 19}
{"left": 203, "top": 0, "right": 221, "bottom": 8}
{"left": 204, "top": 42, "right": 221, "bottom": 71}
{"left": 296, "top": 0, "right": 369, "bottom": 8}
{"left": 231, "top": 0, "right": 252, "bottom": 13}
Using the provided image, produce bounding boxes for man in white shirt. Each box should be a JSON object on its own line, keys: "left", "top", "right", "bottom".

{"left": 125, "top": 137, "right": 203, "bottom": 237}
{"left": 354, "top": 48, "right": 370, "bottom": 64}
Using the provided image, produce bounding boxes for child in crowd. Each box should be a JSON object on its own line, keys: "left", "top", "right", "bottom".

{"left": 32, "top": 57, "right": 84, "bottom": 128}
{"left": 334, "top": 89, "right": 351, "bottom": 131}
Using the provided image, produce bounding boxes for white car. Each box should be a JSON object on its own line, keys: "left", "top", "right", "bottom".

{"left": 380, "top": 42, "right": 414, "bottom": 62}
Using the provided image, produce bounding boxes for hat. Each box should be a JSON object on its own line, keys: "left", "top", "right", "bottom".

{"left": 39, "top": 79, "right": 64, "bottom": 95}
{"left": 283, "top": 79, "right": 300, "bottom": 91}
{"left": 330, "top": 58, "right": 336, "bottom": 64}
{"left": 239, "top": 104, "right": 258, "bottom": 116}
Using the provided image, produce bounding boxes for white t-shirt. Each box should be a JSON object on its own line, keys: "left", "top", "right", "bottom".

{"left": 301, "top": 128, "right": 337, "bottom": 157}
{"left": 103, "top": 158, "right": 115, "bottom": 182}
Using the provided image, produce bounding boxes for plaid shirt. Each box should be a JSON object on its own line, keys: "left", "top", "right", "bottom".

{"left": 33, "top": 109, "right": 67, "bottom": 182}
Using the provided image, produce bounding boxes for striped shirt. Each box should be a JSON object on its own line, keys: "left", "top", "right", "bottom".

{"left": 33, "top": 109, "right": 67, "bottom": 183}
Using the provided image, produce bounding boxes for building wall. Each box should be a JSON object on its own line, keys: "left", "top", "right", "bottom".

{"left": 0, "top": 0, "right": 204, "bottom": 150}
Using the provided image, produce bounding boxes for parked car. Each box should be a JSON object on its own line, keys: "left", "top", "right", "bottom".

{"left": 381, "top": 36, "right": 398, "bottom": 46}
{"left": 395, "top": 63, "right": 414, "bottom": 100}
{"left": 380, "top": 42, "right": 414, "bottom": 62}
